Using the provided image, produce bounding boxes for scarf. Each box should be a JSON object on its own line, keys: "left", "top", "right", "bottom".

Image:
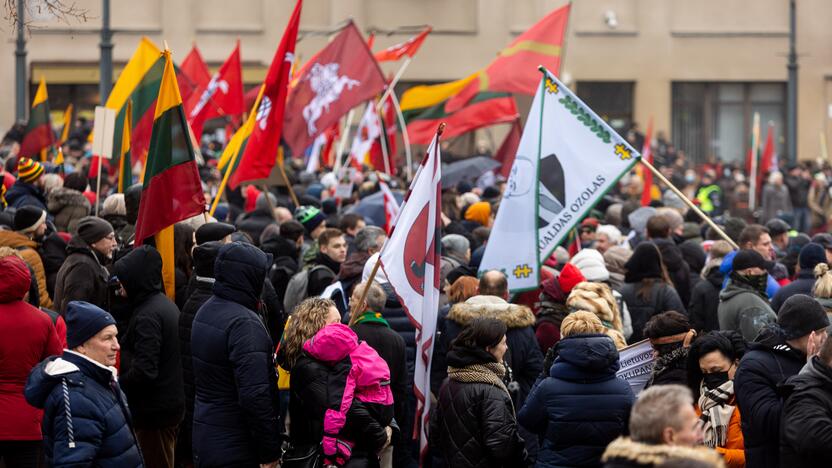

{"left": 352, "top": 310, "right": 390, "bottom": 328}
{"left": 698, "top": 380, "right": 736, "bottom": 448}
{"left": 448, "top": 362, "right": 509, "bottom": 396}
{"left": 646, "top": 345, "right": 688, "bottom": 387}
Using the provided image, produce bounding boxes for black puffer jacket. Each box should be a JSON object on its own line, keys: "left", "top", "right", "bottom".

{"left": 235, "top": 208, "right": 275, "bottom": 246}
{"left": 260, "top": 233, "right": 300, "bottom": 301}
{"left": 652, "top": 238, "right": 692, "bottom": 306}
{"left": 620, "top": 281, "right": 686, "bottom": 343}
{"left": 114, "top": 245, "right": 184, "bottom": 430}
{"left": 429, "top": 345, "right": 528, "bottom": 468}
{"left": 688, "top": 265, "right": 723, "bottom": 332}
{"left": 190, "top": 242, "right": 282, "bottom": 467}
{"left": 178, "top": 241, "right": 223, "bottom": 465}
{"left": 780, "top": 356, "right": 832, "bottom": 468}
{"left": 734, "top": 324, "right": 805, "bottom": 468}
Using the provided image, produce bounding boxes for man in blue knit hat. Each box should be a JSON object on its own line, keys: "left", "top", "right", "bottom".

{"left": 25, "top": 301, "right": 143, "bottom": 467}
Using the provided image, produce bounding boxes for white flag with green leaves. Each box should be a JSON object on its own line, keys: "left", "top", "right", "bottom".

{"left": 480, "top": 68, "right": 640, "bottom": 292}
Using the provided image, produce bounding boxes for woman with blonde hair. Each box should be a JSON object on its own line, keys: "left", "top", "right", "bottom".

{"left": 813, "top": 263, "right": 832, "bottom": 321}
{"left": 518, "top": 311, "right": 634, "bottom": 467}
{"left": 277, "top": 297, "right": 392, "bottom": 466}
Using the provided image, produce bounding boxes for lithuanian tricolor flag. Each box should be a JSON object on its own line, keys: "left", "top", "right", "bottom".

{"left": 400, "top": 73, "right": 518, "bottom": 145}
{"left": 20, "top": 77, "right": 56, "bottom": 159}
{"left": 107, "top": 38, "right": 165, "bottom": 170}
{"left": 134, "top": 49, "right": 206, "bottom": 299}
{"left": 118, "top": 100, "right": 133, "bottom": 193}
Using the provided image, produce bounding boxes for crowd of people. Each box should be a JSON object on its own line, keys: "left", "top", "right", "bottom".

{"left": 3, "top": 121, "right": 832, "bottom": 468}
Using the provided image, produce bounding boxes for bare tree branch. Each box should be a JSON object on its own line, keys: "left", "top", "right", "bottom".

{"left": 3, "top": 0, "right": 91, "bottom": 33}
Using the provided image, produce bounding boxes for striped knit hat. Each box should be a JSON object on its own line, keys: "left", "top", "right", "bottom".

{"left": 17, "top": 157, "right": 44, "bottom": 183}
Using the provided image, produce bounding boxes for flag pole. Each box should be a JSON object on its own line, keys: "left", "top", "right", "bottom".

{"left": 94, "top": 155, "right": 103, "bottom": 216}
{"left": 277, "top": 158, "right": 301, "bottom": 208}
{"left": 208, "top": 144, "right": 241, "bottom": 218}
{"left": 377, "top": 57, "right": 411, "bottom": 111}
{"left": 334, "top": 108, "right": 357, "bottom": 171}
{"left": 640, "top": 157, "right": 739, "bottom": 250}
{"left": 389, "top": 92, "right": 413, "bottom": 181}
{"left": 821, "top": 130, "right": 830, "bottom": 163}
{"left": 375, "top": 96, "right": 392, "bottom": 175}
{"left": 749, "top": 112, "right": 760, "bottom": 212}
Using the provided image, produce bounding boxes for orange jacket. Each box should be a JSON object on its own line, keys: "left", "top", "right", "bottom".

{"left": 697, "top": 403, "right": 745, "bottom": 468}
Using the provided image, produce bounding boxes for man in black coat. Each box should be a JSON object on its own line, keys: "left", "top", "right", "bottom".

{"left": 780, "top": 329, "right": 832, "bottom": 467}
{"left": 734, "top": 294, "right": 830, "bottom": 468}
{"left": 53, "top": 216, "right": 116, "bottom": 314}
{"left": 770, "top": 242, "right": 826, "bottom": 312}
{"left": 349, "top": 281, "right": 409, "bottom": 466}
{"left": 190, "top": 242, "right": 282, "bottom": 468}
{"left": 114, "top": 245, "right": 184, "bottom": 468}
{"left": 177, "top": 240, "right": 223, "bottom": 467}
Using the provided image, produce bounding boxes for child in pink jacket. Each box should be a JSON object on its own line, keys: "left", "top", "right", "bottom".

{"left": 303, "top": 323, "right": 395, "bottom": 466}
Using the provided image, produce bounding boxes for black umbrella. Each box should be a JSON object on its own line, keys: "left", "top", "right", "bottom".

{"left": 441, "top": 156, "right": 501, "bottom": 187}
{"left": 345, "top": 190, "right": 405, "bottom": 227}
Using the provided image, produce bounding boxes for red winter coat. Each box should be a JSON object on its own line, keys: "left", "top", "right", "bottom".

{"left": 0, "top": 255, "right": 62, "bottom": 440}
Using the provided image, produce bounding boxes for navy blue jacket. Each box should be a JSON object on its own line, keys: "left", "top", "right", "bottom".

{"left": 25, "top": 350, "right": 143, "bottom": 468}
{"left": 6, "top": 180, "right": 47, "bottom": 211}
{"left": 190, "top": 242, "right": 281, "bottom": 467}
{"left": 734, "top": 324, "right": 806, "bottom": 468}
{"left": 518, "top": 334, "right": 633, "bottom": 468}
{"left": 770, "top": 269, "right": 815, "bottom": 313}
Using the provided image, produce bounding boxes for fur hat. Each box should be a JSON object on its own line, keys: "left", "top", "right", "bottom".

{"left": 566, "top": 281, "right": 624, "bottom": 333}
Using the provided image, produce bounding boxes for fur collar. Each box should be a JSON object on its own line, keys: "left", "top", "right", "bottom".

{"left": 602, "top": 437, "right": 725, "bottom": 467}
{"left": 448, "top": 295, "right": 535, "bottom": 329}
{"left": 47, "top": 187, "right": 90, "bottom": 212}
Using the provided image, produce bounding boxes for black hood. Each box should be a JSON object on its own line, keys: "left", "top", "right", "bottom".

{"left": 114, "top": 244, "right": 163, "bottom": 304}
{"left": 260, "top": 233, "right": 299, "bottom": 260}
{"left": 213, "top": 242, "right": 272, "bottom": 310}
{"left": 447, "top": 344, "right": 498, "bottom": 368}
{"left": 749, "top": 323, "right": 806, "bottom": 361}
{"left": 124, "top": 184, "right": 143, "bottom": 225}
{"left": 192, "top": 241, "right": 223, "bottom": 278}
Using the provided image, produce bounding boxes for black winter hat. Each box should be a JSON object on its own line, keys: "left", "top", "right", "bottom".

{"left": 798, "top": 243, "right": 827, "bottom": 270}
{"left": 13, "top": 206, "right": 46, "bottom": 233}
{"left": 195, "top": 222, "right": 236, "bottom": 245}
{"left": 765, "top": 218, "right": 791, "bottom": 238}
{"left": 63, "top": 172, "right": 88, "bottom": 192}
{"left": 76, "top": 216, "right": 113, "bottom": 245}
{"left": 732, "top": 249, "right": 773, "bottom": 272}
{"left": 778, "top": 294, "right": 830, "bottom": 340}
{"left": 66, "top": 300, "right": 116, "bottom": 349}
{"left": 624, "top": 242, "right": 664, "bottom": 283}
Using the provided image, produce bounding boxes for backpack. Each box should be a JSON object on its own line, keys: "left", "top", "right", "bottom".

{"left": 283, "top": 264, "right": 331, "bottom": 313}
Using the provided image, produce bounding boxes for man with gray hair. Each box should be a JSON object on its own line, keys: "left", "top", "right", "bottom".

{"left": 340, "top": 226, "right": 387, "bottom": 295}
{"left": 349, "top": 281, "right": 407, "bottom": 467}
{"left": 602, "top": 385, "right": 724, "bottom": 466}
{"left": 440, "top": 234, "right": 470, "bottom": 287}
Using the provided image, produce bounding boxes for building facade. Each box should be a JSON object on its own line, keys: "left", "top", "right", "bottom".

{"left": 1, "top": 0, "right": 831, "bottom": 164}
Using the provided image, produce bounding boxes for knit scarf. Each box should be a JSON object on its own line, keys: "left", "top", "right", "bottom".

{"left": 352, "top": 310, "right": 390, "bottom": 328}
{"left": 646, "top": 345, "right": 688, "bottom": 387}
{"left": 448, "top": 362, "right": 509, "bottom": 396}
{"left": 698, "top": 380, "right": 735, "bottom": 448}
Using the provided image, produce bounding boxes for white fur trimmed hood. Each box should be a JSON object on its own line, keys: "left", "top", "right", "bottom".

{"left": 447, "top": 295, "right": 535, "bottom": 329}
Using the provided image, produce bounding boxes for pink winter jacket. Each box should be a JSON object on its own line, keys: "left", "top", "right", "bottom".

{"left": 303, "top": 323, "right": 393, "bottom": 465}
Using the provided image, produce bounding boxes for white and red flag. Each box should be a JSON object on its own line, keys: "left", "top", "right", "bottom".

{"left": 378, "top": 177, "right": 400, "bottom": 234}
{"left": 187, "top": 41, "right": 244, "bottom": 140}
{"left": 374, "top": 26, "right": 432, "bottom": 62}
{"left": 379, "top": 125, "right": 443, "bottom": 463}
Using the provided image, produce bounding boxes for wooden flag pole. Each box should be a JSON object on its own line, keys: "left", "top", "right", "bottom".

{"left": 749, "top": 112, "right": 761, "bottom": 212}
{"left": 277, "top": 159, "right": 301, "bottom": 208}
{"left": 374, "top": 96, "right": 392, "bottom": 175}
{"left": 334, "top": 108, "right": 357, "bottom": 172}
{"left": 640, "top": 157, "right": 739, "bottom": 250}
{"left": 377, "top": 57, "right": 412, "bottom": 111}
{"left": 208, "top": 145, "right": 241, "bottom": 218}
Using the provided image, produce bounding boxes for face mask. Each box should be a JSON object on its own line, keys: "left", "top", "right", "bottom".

{"left": 703, "top": 371, "right": 730, "bottom": 390}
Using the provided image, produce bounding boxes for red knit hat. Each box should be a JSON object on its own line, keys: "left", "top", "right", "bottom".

{"left": 557, "top": 263, "right": 586, "bottom": 295}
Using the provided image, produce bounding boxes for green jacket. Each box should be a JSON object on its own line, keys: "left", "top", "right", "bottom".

{"left": 718, "top": 279, "right": 777, "bottom": 341}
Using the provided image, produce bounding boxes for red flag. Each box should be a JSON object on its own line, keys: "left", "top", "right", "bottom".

{"left": 282, "top": 22, "right": 386, "bottom": 157}
{"left": 447, "top": 5, "right": 569, "bottom": 111}
{"left": 494, "top": 119, "right": 522, "bottom": 178}
{"left": 378, "top": 126, "right": 442, "bottom": 464}
{"left": 187, "top": 42, "right": 244, "bottom": 139}
{"left": 379, "top": 178, "right": 400, "bottom": 234}
{"left": 758, "top": 124, "right": 775, "bottom": 189}
{"left": 374, "top": 26, "right": 432, "bottom": 62}
{"left": 179, "top": 45, "right": 211, "bottom": 112}
{"left": 641, "top": 119, "right": 654, "bottom": 206}
{"left": 369, "top": 96, "right": 398, "bottom": 175}
{"left": 230, "top": 0, "right": 302, "bottom": 189}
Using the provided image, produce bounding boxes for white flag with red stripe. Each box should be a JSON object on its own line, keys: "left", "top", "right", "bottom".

{"left": 378, "top": 178, "right": 401, "bottom": 234}
{"left": 379, "top": 127, "right": 442, "bottom": 463}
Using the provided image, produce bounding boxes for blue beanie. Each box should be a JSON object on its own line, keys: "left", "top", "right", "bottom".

{"left": 799, "top": 242, "right": 827, "bottom": 270}
{"left": 66, "top": 301, "right": 117, "bottom": 349}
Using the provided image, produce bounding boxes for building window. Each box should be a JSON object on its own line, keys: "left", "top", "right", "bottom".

{"left": 672, "top": 82, "right": 785, "bottom": 164}
{"left": 576, "top": 81, "right": 634, "bottom": 134}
